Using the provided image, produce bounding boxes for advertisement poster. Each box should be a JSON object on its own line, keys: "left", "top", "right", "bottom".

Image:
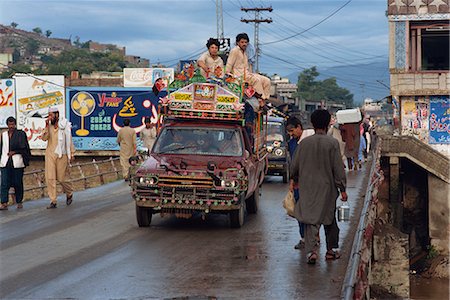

{"left": 123, "top": 68, "right": 174, "bottom": 88}
{"left": 0, "top": 79, "right": 15, "bottom": 128}
{"left": 429, "top": 96, "right": 450, "bottom": 144}
{"left": 14, "top": 75, "right": 65, "bottom": 149}
{"left": 67, "top": 87, "right": 166, "bottom": 150}
{"left": 401, "top": 97, "right": 429, "bottom": 142}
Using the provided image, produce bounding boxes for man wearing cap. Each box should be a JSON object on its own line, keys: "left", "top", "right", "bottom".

{"left": 117, "top": 118, "right": 136, "bottom": 181}
{"left": 139, "top": 117, "right": 157, "bottom": 152}
{"left": 41, "top": 107, "right": 75, "bottom": 209}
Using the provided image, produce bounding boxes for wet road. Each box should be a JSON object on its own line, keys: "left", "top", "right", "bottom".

{"left": 0, "top": 166, "right": 368, "bottom": 299}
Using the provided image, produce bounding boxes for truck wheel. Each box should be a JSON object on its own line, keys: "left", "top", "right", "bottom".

{"left": 246, "top": 185, "right": 260, "bottom": 214}
{"left": 136, "top": 204, "right": 152, "bottom": 227}
{"left": 229, "top": 203, "right": 245, "bottom": 228}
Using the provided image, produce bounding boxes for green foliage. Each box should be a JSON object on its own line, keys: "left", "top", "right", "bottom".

{"left": 32, "top": 27, "right": 42, "bottom": 35}
{"left": 296, "top": 66, "right": 354, "bottom": 108}
{"left": 10, "top": 22, "right": 18, "bottom": 28}
{"left": 45, "top": 30, "right": 52, "bottom": 38}
{"left": 426, "top": 244, "right": 439, "bottom": 260}
{"left": 26, "top": 39, "right": 40, "bottom": 56}
{"left": 0, "top": 63, "right": 32, "bottom": 78}
{"left": 38, "top": 48, "right": 127, "bottom": 76}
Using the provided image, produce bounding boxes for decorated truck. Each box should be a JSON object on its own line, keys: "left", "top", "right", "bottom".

{"left": 130, "top": 72, "right": 268, "bottom": 228}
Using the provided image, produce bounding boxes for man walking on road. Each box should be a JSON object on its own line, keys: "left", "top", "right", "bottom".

{"left": 0, "top": 116, "right": 31, "bottom": 210}
{"left": 139, "top": 117, "right": 157, "bottom": 152}
{"left": 42, "top": 107, "right": 75, "bottom": 209}
{"left": 117, "top": 118, "right": 136, "bottom": 181}
{"left": 286, "top": 116, "right": 315, "bottom": 249}
{"left": 290, "top": 109, "right": 347, "bottom": 264}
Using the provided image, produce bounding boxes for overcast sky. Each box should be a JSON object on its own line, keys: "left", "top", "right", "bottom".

{"left": 0, "top": 0, "right": 390, "bottom": 97}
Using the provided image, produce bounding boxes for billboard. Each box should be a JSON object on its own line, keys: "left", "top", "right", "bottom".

{"left": 123, "top": 68, "right": 174, "bottom": 88}
{"left": 67, "top": 87, "right": 166, "bottom": 150}
{"left": 14, "top": 75, "right": 65, "bottom": 149}
{"left": 429, "top": 96, "right": 449, "bottom": 144}
{"left": 0, "top": 79, "right": 15, "bottom": 128}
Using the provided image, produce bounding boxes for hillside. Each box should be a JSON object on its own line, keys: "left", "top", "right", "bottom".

{"left": 286, "top": 60, "right": 390, "bottom": 105}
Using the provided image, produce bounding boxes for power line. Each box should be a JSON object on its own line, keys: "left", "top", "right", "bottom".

{"left": 261, "top": 0, "right": 353, "bottom": 46}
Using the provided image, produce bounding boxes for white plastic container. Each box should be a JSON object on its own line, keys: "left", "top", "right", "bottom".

{"left": 336, "top": 108, "right": 362, "bottom": 124}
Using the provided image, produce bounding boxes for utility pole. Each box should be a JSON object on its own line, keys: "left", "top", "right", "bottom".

{"left": 216, "top": 0, "right": 224, "bottom": 40}
{"left": 241, "top": 6, "right": 272, "bottom": 73}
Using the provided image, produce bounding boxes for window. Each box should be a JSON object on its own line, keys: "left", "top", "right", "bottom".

{"left": 410, "top": 22, "right": 449, "bottom": 71}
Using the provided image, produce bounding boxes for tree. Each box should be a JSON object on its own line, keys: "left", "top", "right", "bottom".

{"left": 26, "top": 39, "right": 40, "bottom": 56}
{"left": 0, "top": 63, "right": 32, "bottom": 78}
{"left": 45, "top": 30, "right": 52, "bottom": 38}
{"left": 296, "top": 66, "right": 354, "bottom": 108}
{"left": 10, "top": 22, "right": 18, "bottom": 28}
{"left": 32, "top": 27, "right": 42, "bottom": 35}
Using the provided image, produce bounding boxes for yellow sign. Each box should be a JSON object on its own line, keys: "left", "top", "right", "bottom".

{"left": 119, "top": 96, "right": 137, "bottom": 117}
{"left": 18, "top": 91, "right": 63, "bottom": 112}
{"left": 173, "top": 93, "right": 192, "bottom": 101}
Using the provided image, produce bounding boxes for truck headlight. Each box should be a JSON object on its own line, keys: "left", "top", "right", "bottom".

{"left": 220, "top": 180, "right": 237, "bottom": 188}
{"left": 274, "top": 148, "right": 285, "bottom": 157}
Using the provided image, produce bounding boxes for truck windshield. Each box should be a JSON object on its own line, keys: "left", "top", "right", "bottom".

{"left": 154, "top": 127, "right": 243, "bottom": 156}
{"left": 267, "top": 122, "right": 284, "bottom": 143}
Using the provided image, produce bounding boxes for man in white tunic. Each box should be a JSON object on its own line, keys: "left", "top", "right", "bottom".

{"left": 225, "top": 33, "right": 271, "bottom": 100}
{"left": 42, "top": 107, "right": 75, "bottom": 209}
{"left": 139, "top": 117, "right": 156, "bottom": 152}
{"left": 197, "top": 38, "right": 224, "bottom": 78}
{"left": 290, "top": 109, "right": 347, "bottom": 264}
{"left": 117, "top": 118, "right": 136, "bottom": 180}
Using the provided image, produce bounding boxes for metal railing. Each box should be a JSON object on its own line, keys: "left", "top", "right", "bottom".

{"left": 8, "top": 157, "right": 121, "bottom": 200}
{"left": 341, "top": 142, "right": 384, "bottom": 300}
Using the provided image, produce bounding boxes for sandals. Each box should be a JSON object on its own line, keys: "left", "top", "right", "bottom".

{"left": 0, "top": 203, "right": 8, "bottom": 210}
{"left": 307, "top": 252, "right": 317, "bottom": 264}
{"left": 66, "top": 194, "right": 73, "bottom": 206}
{"left": 47, "top": 203, "right": 57, "bottom": 209}
{"left": 17, "top": 203, "right": 23, "bottom": 209}
{"left": 325, "top": 250, "right": 341, "bottom": 260}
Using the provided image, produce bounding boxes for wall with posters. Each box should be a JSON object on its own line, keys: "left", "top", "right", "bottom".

{"left": 14, "top": 75, "right": 65, "bottom": 149}
{"left": 67, "top": 87, "right": 166, "bottom": 150}
{"left": 400, "top": 95, "right": 450, "bottom": 155}
{"left": 0, "top": 79, "right": 15, "bottom": 128}
{"left": 429, "top": 96, "right": 450, "bottom": 144}
{"left": 123, "top": 68, "right": 174, "bottom": 88}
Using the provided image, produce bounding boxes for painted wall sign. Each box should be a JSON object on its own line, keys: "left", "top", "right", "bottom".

{"left": 429, "top": 96, "right": 450, "bottom": 144}
{"left": 67, "top": 87, "right": 166, "bottom": 150}
{"left": 0, "top": 79, "right": 15, "bottom": 128}
{"left": 401, "top": 97, "right": 429, "bottom": 142}
{"left": 14, "top": 75, "right": 65, "bottom": 149}
{"left": 123, "top": 68, "right": 174, "bottom": 88}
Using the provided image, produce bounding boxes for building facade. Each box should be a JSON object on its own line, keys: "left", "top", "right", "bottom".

{"left": 388, "top": 0, "right": 449, "bottom": 154}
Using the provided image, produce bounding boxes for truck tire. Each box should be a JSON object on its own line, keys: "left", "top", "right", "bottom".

{"left": 136, "top": 204, "right": 152, "bottom": 227}
{"left": 229, "top": 203, "right": 245, "bottom": 228}
{"left": 246, "top": 185, "right": 260, "bottom": 214}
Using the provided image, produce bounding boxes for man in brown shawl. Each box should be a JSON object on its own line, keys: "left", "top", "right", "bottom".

{"left": 290, "top": 109, "right": 348, "bottom": 264}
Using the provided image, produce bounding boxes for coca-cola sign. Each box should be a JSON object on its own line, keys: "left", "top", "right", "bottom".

{"left": 124, "top": 68, "right": 174, "bottom": 87}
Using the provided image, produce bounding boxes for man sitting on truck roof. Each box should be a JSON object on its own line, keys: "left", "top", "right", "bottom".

{"left": 225, "top": 33, "right": 271, "bottom": 104}
{"left": 197, "top": 38, "right": 224, "bottom": 79}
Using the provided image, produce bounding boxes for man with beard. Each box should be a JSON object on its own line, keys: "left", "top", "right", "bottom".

{"left": 0, "top": 117, "right": 31, "bottom": 210}
{"left": 225, "top": 33, "right": 271, "bottom": 102}
{"left": 291, "top": 109, "right": 347, "bottom": 264}
{"left": 117, "top": 118, "right": 136, "bottom": 181}
{"left": 41, "top": 107, "right": 75, "bottom": 209}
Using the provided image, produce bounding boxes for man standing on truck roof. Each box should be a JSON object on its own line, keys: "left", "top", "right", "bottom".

{"left": 225, "top": 33, "right": 271, "bottom": 103}
{"left": 117, "top": 118, "right": 136, "bottom": 181}
{"left": 290, "top": 109, "right": 347, "bottom": 265}
{"left": 197, "top": 38, "right": 224, "bottom": 79}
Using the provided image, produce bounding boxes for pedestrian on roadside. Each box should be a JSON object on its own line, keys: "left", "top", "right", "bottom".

{"left": 41, "top": 107, "right": 75, "bottom": 209}
{"left": 0, "top": 116, "right": 31, "bottom": 210}
{"left": 339, "top": 122, "right": 360, "bottom": 170}
{"left": 290, "top": 109, "right": 347, "bottom": 264}
{"left": 117, "top": 118, "right": 136, "bottom": 181}
{"left": 286, "top": 116, "right": 315, "bottom": 249}
{"left": 139, "top": 117, "right": 157, "bottom": 152}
